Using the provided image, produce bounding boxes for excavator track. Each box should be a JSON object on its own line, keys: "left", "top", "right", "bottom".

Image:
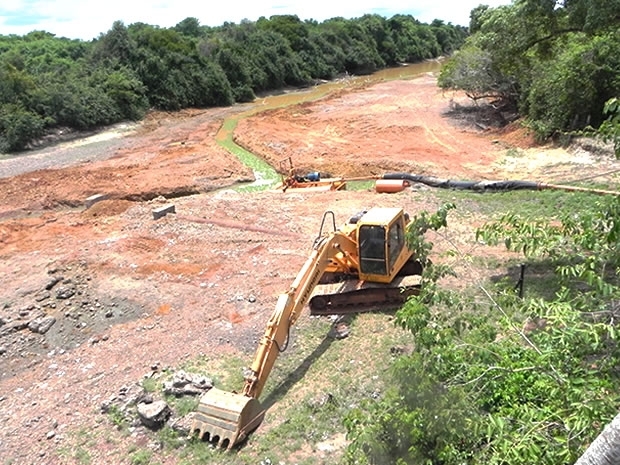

{"left": 309, "top": 274, "right": 421, "bottom": 315}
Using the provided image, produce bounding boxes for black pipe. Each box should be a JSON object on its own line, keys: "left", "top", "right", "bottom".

{"left": 383, "top": 173, "right": 541, "bottom": 192}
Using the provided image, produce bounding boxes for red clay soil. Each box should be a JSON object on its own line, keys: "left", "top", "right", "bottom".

{"left": 0, "top": 74, "right": 616, "bottom": 465}
{"left": 0, "top": 108, "right": 253, "bottom": 217}
{"left": 237, "top": 75, "right": 527, "bottom": 179}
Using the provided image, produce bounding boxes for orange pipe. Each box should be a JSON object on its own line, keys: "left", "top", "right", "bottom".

{"left": 375, "top": 179, "right": 410, "bottom": 193}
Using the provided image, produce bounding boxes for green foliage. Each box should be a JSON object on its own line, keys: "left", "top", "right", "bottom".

{"left": 525, "top": 33, "right": 620, "bottom": 137}
{"left": 174, "top": 17, "right": 203, "bottom": 38}
{"left": 345, "top": 197, "right": 620, "bottom": 464}
{"left": 107, "top": 405, "right": 128, "bottom": 430}
{"left": 438, "top": 45, "right": 517, "bottom": 102}
{"left": 597, "top": 98, "right": 620, "bottom": 157}
{"left": 130, "top": 449, "right": 153, "bottom": 465}
{"left": 0, "top": 103, "right": 48, "bottom": 151}
{"left": 440, "top": 1, "right": 620, "bottom": 140}
{"left": 477, "top": 197, "right": 620, "bottom": 297}
{"left": 141, "top": 376, "right": 159, "bottom": 393}
{"left": 0, "top": 14, "right": 465, "bottom": 151}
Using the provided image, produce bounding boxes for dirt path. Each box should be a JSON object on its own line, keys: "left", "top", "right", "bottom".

{"left": 0, "top": 74, "right": 617, "bottom": 465}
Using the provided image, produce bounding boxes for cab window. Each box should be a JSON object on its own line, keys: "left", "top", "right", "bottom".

{"left": 359, "top": 225, "right": 387, "bottom": 275}
{"left": 388, "top": 221, "right": 404, "bottom": 270}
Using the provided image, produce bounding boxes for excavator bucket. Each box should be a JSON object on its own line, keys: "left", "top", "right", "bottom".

{"left": 190, "top": 388, "right": 265, "bottom": 450}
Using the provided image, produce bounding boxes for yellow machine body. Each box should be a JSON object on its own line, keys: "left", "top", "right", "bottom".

{"left": 191, "top": 207, "right": 423, "bottom": 448}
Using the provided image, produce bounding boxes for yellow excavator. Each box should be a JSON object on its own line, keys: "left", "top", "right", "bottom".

{"left": 190, "top": 207, "right": 423, "bottom": 449}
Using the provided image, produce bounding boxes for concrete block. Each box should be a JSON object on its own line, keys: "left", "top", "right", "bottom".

{"left": 153, "top": 204, "right": 176, "bottom": 220}
{"left": 85, "top": 194, "right": 108, "bottom": 209}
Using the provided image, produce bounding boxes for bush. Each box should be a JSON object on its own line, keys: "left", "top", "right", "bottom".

{"left": 0, "top": 103, "right": 48, "bottom": 151}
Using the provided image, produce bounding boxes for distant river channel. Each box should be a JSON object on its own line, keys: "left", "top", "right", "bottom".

{"left": 217, "top": 59, "right": 444, "bottom": 190}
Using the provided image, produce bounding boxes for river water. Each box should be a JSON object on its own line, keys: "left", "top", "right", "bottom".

{"left": 218, "top": 59, "right": 444, "bottom": 191}
{"left": 0, "top": 60, "right": 442, "bottom": 181}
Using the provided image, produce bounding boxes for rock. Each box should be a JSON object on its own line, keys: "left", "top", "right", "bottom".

{"left": 169, "top": 412, "right": 196, "bottom": 436}
{"left": 137, "top": 400, "right": 171, "bottom": 429}
{"left": 45, "top": 276, "right": 63, "bottom": 290}
{"left": 390, "top": 346, "right": 405, "bottom": 355}
{"left": 8, "top": 321, "right": 29, "bottom": 332}
{"left": 46, "top": 430, "right": 56, "bottom": 440}
{"left": 163, "top": 370, "right": 213, "bottom": 396}
{"left": 35, "top": 292, "right": 51, "bottom": 302}
{"left": 329, "top": 322, "right": 350, "bottom": 340}
{"left": 0, "top": 347, "right": 6, "bottom": 355}
{"left": 100, "top": 398, "right": 116, "bottom": 414}
{"left": 28, "top": 317, "right": 56, "bottom": 335}
{"left": 55, "top": 286, "right": 76, "bottom": 300}
{"left": 118, "top": 383, "right": 147, "bottom": 408}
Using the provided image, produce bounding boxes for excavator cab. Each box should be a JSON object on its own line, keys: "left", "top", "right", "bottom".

{"left": 357, "top": 207, "right": 413, "bottom": 282}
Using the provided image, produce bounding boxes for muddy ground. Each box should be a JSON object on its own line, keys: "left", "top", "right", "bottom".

{"left": 0, "top": 73, "right": 617, "bottom": 464}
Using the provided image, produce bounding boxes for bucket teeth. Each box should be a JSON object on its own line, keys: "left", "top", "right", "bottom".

{"left": 191, "top": 425, "right": 234, "bottom": 450}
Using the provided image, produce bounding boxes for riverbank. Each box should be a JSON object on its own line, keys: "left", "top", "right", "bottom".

{"left": 0, "top": 72, "right": 617, "bottom": 465}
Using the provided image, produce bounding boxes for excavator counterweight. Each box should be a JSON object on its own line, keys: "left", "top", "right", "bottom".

{"left": 193, "top": 207, "right": 423, "bottom": 449}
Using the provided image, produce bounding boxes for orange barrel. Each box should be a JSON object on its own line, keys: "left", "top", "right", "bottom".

{"left": 375, "top": 179, "right": 410, "bottom": 193}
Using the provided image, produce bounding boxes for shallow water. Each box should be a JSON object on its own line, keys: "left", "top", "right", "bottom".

{"left": 219, "top": 60, "right": 444, "bottom": 190}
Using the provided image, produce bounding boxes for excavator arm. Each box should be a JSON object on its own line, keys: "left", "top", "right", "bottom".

{"left": 242, "top": 230, "right": 358, "bottom": 399}
{"left": 191, "top": 228, "right": 358, "bottom": 448}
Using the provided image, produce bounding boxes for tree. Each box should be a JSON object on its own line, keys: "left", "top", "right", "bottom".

{"left": 0, "top": 103, "right": 47, "bottom": 151}
{"left": 575, "top": 413, "right": 620, "bottom": 465}
{"left": 469, "top": 4, "right": 490, "bottom": 33}
{"left": 93, "top": 21, "right": 136, "bottom": 64}
{"left": 214, "top": 45, "right": 255, "bottom": 102}
{"left": 256, "top": 14, "right": 309, "bottom": 51}
{"left": 438, "top": 46, "right": 517, "bottom": 103}
{"left": 174, "top": 17, "right": 203, "bottom": 38}
{"left": 596, "top": 98, "right": 620, "bottom": 157}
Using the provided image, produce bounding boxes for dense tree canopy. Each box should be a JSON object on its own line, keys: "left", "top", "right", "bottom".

{"left": 439, "top": 0, "right": 620, "bottom": 140}
{"left": 0, "top": 14, "right": 466, "bottom": 152}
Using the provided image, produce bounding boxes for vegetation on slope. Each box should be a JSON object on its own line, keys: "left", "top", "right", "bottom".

{"left": 0, "top": 14, "right": 466, "bottom": 152}
{"left": 438, "top": 0, "right": 620, "bottom": 148}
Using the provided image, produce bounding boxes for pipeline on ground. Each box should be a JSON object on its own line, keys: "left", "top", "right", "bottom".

{"left": 382, "top": 172, "right": 620, "bottom": 196}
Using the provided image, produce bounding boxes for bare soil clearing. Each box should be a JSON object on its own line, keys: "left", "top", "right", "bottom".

{"left": 236, "top": 75, "right": 617, "bottom": 182}
{"left": 0, "top": 74, "right": 617, "bottom": 464}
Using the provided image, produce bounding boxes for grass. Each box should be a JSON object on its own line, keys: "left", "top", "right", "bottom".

{"left": 432, "top": 186, "right": 605, "bottom": 219}
{"left": 130, "top": 450, "right": 154, "bottom": 465}
{"left": 167, "top": 395, "right": 199, "bottom": 417}
{"left": 107, "top": 404, "right": 128, "bottom": 430}
{"left": 141, "top": 311, "right": 413, "bottom": 465}
{"left": 57, "top": 428, "right": 97, "bottom": 464}
{"left": 142, "top": 376, "right": 160, "bottom": 393}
